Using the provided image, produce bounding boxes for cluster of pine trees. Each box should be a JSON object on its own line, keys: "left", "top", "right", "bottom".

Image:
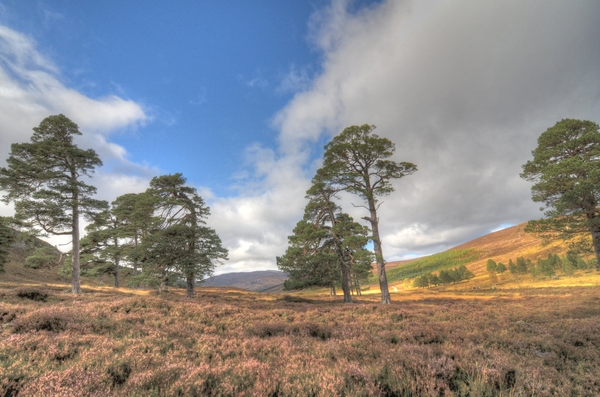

{"left": 278, "top": 125, "right": 417, "bottom": 304}
{"left": 487, "top": 252, "right": 595, "bottom": 281}
{"left": 0, "top": 115, "right": 227, "bottom": 296}
{"left": 411, "top": 265, "right": 474, "bottom": 288}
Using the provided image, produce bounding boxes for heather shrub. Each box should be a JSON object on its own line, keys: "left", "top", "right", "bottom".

{"left": 15, "top": 287, "right": 48, "bottom": 302}
{"left": 107, "top": 361, "right": 132, "bottom": 387}
{"left": 12, "top": 310, "right": 69, "bottom": 333}
{"left": 0, "top": 373, "right": 24, "bottom": 397}
{"left": 390, "top": 313, "right": 404, "bottom": 322}
{"left": 249, "top": 322, "right": 290, "bottom": 338}
{"left": 2, "top": 285, "right": 600, "bottom": 396}
{"left": 279, "top": 295, "right": 313, "bottom": 303}
{"left": 0, "top": 309, "right": 17, "bottom": 324}
{"left": 296, "top": 322, "right": 333, "bottom": 340}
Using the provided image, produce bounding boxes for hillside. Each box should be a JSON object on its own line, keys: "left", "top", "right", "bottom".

{"left": 202, "top": 270, "right": 287, "bottom": 292}
{"left": 385, "top": 222, "right": 572, "bottom": 277}
{"left": 1, "top": 231, "right": 66, "bottom": 286}
{"left": 451, "top": 222, "right": 568, "bottom": 274}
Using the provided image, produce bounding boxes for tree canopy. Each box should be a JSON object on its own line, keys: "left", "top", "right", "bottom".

{"left": 141, "top": 174, "right": 228, "bottom": 297}
{"left": 521, "top": 119, "right": 600, "bottom": 268}
{"left": 277, "top": 171, "right": 373, "bottom": 302}
{"left": 321, "top": 124, "right": 417, "bottom": 304}
{"left": 0, "top": 114, "right": 107, "bottom": 293}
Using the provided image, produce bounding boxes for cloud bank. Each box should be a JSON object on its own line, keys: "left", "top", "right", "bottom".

{"left": 2, "top": 0, "right": 600, "bottom": 275}
{"left": 0, "top": 25, "right": 152, "bottom": 227}
{"left": 215, "top": 0, "right": 600, "bottom": 272}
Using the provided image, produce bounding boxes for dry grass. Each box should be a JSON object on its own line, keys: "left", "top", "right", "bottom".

{"left": 2, "top": 282, "right": 600, "bottom": 396}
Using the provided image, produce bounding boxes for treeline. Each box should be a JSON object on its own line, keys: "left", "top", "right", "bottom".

{"left": 487, "top": 251, "right": 596, "bottom": 281}
{"left": 412, "top": 265, "right": 475, "bottom": 288}
{"left": 0, "top": 115, "right": 227, "bottom": 296}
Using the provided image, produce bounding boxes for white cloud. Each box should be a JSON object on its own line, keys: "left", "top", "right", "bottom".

{"left": 262, "top": 0, "right": 600, "bottom": 263}
{"left": 3, "top": 0, "right": 600, "bottom": 275}
{"left": 0, "top": 25, "right": 152, "bottom": 247}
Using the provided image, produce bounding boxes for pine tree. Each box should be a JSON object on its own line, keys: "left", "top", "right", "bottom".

{"left": 0, "top": 115, "right": 107, "bottom": 294}
{"left": 456, "top": 264, "right": 475, "bottom": 281}
{"left": 81, "top": 205, "right": 130, "bottom": 288}
{"left": 321, "top": 124, "right": 417, "bottom": 304}
{"left": 508, "top": 259, "right": 517, "bottom": 276}
{"left": 278, "top": 172, "right": 373, "bottom": 303}
{"left": 521, "top": 119, "right": 600, "bottom": 268}
{"left": 496, "top": 262, "right": 507, "bottom": 274}
{"left": 438, "top": 269, "right": 453, "bottom": 285}
{"left": 111, "top": 192, "right": 158, "bottom": 286}
{"left": 516, "top": 256, "right": 528, "bottom": 274}
{"left": 486, "top": 259, "right": 498, "bottom": 283}
{"left": 562, "top": 257, "right": 575, "bottom": 277}
{"left": 142, "top": 174, "right": 227, "bottom": 297}
{"left": 540, "top": 258, "right": 555, "bottom": 277}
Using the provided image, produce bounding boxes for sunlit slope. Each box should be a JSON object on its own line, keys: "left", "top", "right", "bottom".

{"left": 385, "top": 222, "right": 567, "bottom": 278}
{"left": 451, "top": 221, "right": 568, "bottom": 274}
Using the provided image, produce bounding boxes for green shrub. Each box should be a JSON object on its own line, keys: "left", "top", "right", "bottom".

{"left": 24, "top": 247, "right": 59, "bottom": 269}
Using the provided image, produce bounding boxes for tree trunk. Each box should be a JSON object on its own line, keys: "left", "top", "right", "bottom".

{"left": 590, "top": 225, "right": 600, "bottom": 270}
{"left": 186, "top": 271, "right": 195, "bottom": 298}
{"left": 339, "top": 260, "right": 352, "bottom": 303}
{"left": 114, "top": 256, "right": 120, "bottom": 288}
{"left": 71, "top": 187, "right": 81, "bottom": 295}
{"left": 367, "top": 201, "right": 391, "bottom": 304}
{"left": 160, "top": 270, "right": 168, "bottom": 292}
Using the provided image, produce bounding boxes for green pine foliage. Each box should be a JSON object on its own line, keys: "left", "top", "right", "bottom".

{"left": 24, "top": 247, "right": 60, "bottom": 269}
{"left": 540, "top": 259, "right": 555, "bottom": 277}
{"left": 508, "top": 259, "right": 517, "bottom": 275}
{"left": 0, "top": 114, "right": 107, "bottom": 294}
{"left": 516, "top": 257, "right": 528, "bottom": 273}
{"left": 562, "top": 258, "right": 575, "bottom": 276}
{"left": 411, "top": 264, "right": 474, "bottom": 288}
{"left": 321, "top": 124, "right": 417, "bottom": 304}
{"left": 521, "top": 119, "right": 600, "bottom": 269}
{"left": 486, "top": 259, "right": 498, "bottom": 273}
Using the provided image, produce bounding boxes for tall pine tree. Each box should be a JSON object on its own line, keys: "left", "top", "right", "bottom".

{"left": 521, "top": 119, "right": 600, "bottom": 268}
{"left": 321, "top": 124, "right": 416, "bottom": 304}
{"left": 142, "top": 174, "right": 227, "bottom": 297}
{"left": 0, "top": 115, "right": 107, "bottom": 293}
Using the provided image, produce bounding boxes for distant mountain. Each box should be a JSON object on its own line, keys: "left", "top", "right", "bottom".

{"left": 201, "top": 270, "right": 288, "bottom": 292}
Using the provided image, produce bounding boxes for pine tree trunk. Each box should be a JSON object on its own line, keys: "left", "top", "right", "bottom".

{"left": 339, "top": 260, "right": 352, "bottom": 303}
{"left": 114, "top": 255, "right": 120, "bottom": 288}
{"left": 186, "top": 271, "right": 195, "bottom": 297}
{"left": 71, "top": 186, "right": 81, "bottom": 295}
{"left": 160, "top": 271, "right": 168, "bottom": 292}
{"left": 367, "top": 202, "right": 391, "bottom": 304}
{"left": 591, "top": 226, "right": 600, "bottom": 270}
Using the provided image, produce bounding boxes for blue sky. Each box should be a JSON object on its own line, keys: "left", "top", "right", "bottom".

{"left": 1, "top": 1, "right": 599, "bottom": 274}
{"left": 0, "top": 0, "right": 345, "bottom": 195}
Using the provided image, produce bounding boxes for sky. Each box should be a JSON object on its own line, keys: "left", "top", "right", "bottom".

{"left": 1, "top": 0, "right": 599, "bottom": 275}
